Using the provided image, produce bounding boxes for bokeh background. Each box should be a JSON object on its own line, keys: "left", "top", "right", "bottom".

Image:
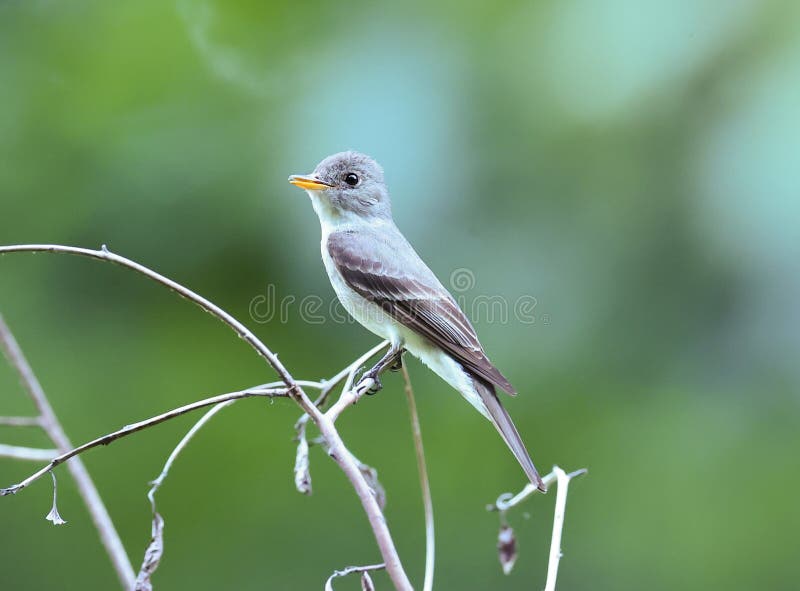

{"left": 1, "top": 1, "right": 799, "bottom": 589}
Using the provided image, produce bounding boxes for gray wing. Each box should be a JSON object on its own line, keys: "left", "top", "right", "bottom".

{"left": 328, "top": 228, "right": 516, "bottom": 394}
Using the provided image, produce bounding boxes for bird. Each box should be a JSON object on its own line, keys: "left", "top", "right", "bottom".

{"left": 289, "top": 151, "right": 545, "bottom": 491}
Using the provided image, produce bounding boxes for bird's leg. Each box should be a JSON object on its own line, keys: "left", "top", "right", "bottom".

{"left": 389, "top": 351, "right": 404, "bottom": 372}
{"left": 357, "top": 345, "right": 405, "bottom": 395}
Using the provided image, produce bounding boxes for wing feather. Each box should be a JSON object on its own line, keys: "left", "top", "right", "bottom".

{"left": 328, "top": 230, "right": 516, "bottom": 394}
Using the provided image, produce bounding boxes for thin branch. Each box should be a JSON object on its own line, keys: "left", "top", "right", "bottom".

{"left": 0, "top": 244, "right": 302, "bottom": 388}
{"left": 312, "top": 411, "right": 410, "bottom": 588}
{"left": 290, "top": 341, "right": 389, "bottom": 496}
{"left": 544, "top": 467, "right": 584, "bottom": 591}
{"left": 319, "top": 341, "right": 389, "bottom": 409}
{"left": 488, "top": 468, "right": 587, "bottom": 513}
{"left": 325, "top": 375, "right": 380, "bottom": 422}
{"left": 293, "top": 341, "right": 388, "bottom": 433}
{"left": 347, "top": 450, "right": 387, "bottom": 511}
{"left": 148, "top": 401, "right": 236, "bottom": 502}
{"left": 0, "top": 416, "right": 42, "bottom": 427}
{"left": 0, "top": 245, "right": 414, "bottom": 591}
{"left": 136, "top": 401, "right": 235, "bottom": 590}
{"left": 401, "top": 364, "right": 434, "bottom": 591}
{"left": 487, "top": 466, "right": 587, "bottom": 589}
{"left": 324, "top": 563, "right": 385, "bottom": 590}
{"left": 0, "top": 314, "right": 136, "bottom": 589}
{"left": 291, "top": 343, "right": 390, "bottom": 501}
{"left": 0, "top": 444, "right": 58, "bottom": 461}
{"left": 488, "top": 472, "right": 557, "bottom": 513}
{"left": 0, "top": 386, "right": 288, "bottom": 495}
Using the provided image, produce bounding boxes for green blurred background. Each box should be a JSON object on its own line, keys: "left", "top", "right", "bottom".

{"left": 1, "top": 0, "right": 799, "bottom": 589}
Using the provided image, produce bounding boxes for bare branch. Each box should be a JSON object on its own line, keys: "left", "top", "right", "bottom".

{"left": 401, "top": 364, "right": 435, "bottom": 591}
{"left": 325, "top": 378, "right": 378, "bottom": 422}
{"left": 349, "top": 452, "right": 387, "bottom": 511}
{"left": 294, "top": 341, "right": 389, "bottom": 432}
{"left": 488, "top": 468, "right": 587, "bottom": 513}
{"left": 313, "top": 413, "right": 410, "bottom": 588}
{"left": 0, "top": 314, "right": 136, "bottom": 588}
{"left": 0, "top": 444, "right": 58, "bottom": 462}
{"left": 487, "top": 466, "right": 587, "bottom": 589}
{"left": 0, "top": 245, "right": 299, "bottom": 392}
{"left": 0, "top": 246, "right": 414, "bottom": 590}
{"left": 291, "top": 343, "right": 389, "bottom": 492}
{"left": 320, "top": 344, "right": 394, "bottom": 424}
{"left": 137, "top": 400, "right": 235, "bottom": 589}
{"left": 544, "top": 467, "right": 585, "bottom": 591}
{"left": 309, "top": 436, "right": 386, "bottom": 510}
{"left": 290, "top": 346, "right": 386, "bottom": 501}
{"left": 0, "top": 416, "right": 41, "bottom": 427}
{"left": 324, "top": 563, "right": 385, "bottom": 590}
{"left": 316, "top": 341, "right": 389, "bottom": 410}
{"left": 291, "top": 352, "right": 393, "bottom": 499}
{"left": 0, "top": 387, "right": 287, "bottom": 495}
{"left": 488, "top": 473, "right": 557, "bottom": 513}
{"left": 147, "top": 401, "right": 236, "bottom": 501}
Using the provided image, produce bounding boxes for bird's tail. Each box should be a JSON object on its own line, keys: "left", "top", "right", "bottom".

{"left": 472, "top": 377, "right": 546, "bottom": 492}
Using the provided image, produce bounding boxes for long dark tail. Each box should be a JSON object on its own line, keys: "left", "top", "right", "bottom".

{"left": 473, "top": 377, "right": 546, "bottom": 492}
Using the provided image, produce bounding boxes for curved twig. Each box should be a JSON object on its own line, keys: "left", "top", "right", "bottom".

{"left": 0, "top": 387, "right": 288, "bottom": 495}
{"left": 324, "top": 563, "right": 385, "bottom": 590}
{"left": 136, "top": 401, "right": 236, "bottom": 589}
{"left": 0, "top": 245, "right": 298, "bottom": 388}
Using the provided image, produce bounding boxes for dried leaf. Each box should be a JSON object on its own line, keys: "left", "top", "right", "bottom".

{"left": 294, "top": 434, "right": 312, "bottom": 495}
{"left": 45, "top": 505, "right": 67, "bottom": 526}
{"left": 45, "top": 471, "right": 66, "bottom": 525}
{"left": 323, "top": 446, "right": 386, "bottom": 510}
{"left": 135, "top": 511, "right": 164, "bottom": 591}
{"left": 358, "top": 462, "right": 386, "bottom": 510}
{"left": 361, "top": 571, "right": 375, "bottom": 591}
{"left": 497, "top": 524, "right": 517, "bottom": 575}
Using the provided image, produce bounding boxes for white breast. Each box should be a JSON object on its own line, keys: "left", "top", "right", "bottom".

{"left": 312, "top": 192, "right": 400, "bottom": 344}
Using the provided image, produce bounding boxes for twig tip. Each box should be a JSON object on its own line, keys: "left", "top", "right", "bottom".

{"left": 567, "top": 468, "right": 588, "bottom": 480}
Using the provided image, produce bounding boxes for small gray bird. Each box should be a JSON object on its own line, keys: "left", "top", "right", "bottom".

{"left": 289, "top": 151, "right": 544, "bottom": 491}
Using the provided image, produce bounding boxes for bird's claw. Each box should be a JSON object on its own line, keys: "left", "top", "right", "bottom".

{"left": 357, "top": 373, "right": 382, "bottom": 395}
{"left": 389, "top": 355, "right": 403, "bottom": 372}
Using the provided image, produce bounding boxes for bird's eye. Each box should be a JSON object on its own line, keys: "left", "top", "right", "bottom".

{"left": 344, "top": 173, "right": 359, "bottom": 187}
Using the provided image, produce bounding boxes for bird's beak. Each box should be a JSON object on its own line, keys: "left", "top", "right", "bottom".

{"left": 288, "top": 174, "right": 332, "bottom": 191}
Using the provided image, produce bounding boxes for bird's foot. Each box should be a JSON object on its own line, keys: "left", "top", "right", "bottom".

{"left": 357, "top": 372, "right": 383, "bottom": 396}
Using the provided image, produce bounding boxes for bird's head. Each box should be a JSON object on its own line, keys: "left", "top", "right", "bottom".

{"left": 289, "top": 151, "right": 391, "bottom": 222}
